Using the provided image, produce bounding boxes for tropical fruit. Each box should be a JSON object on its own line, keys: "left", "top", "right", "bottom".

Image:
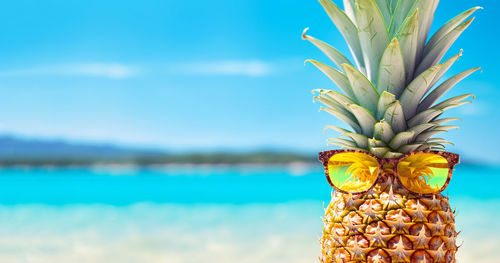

{"left": 303, "top": 0, "right": 480, "bottom": 262}
{"left": 320, "top": 164, "right": 458, "bottom": 262}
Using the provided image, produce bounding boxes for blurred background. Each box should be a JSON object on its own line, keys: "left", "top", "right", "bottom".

{"left": 0, "top": 0, "right": 498, "bottom": 262}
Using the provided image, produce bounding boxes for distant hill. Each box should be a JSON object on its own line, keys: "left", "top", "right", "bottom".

{"left": 0, "top": 136, "right": 160, "bottom": 159}
{"left": 0, "top": 136, "right": 315, "bottom": 166}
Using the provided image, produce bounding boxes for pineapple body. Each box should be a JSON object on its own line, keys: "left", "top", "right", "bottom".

{"left": 303, "top": 1, "right": 479, "bottom": 261}
{"left": 320, "top": 170, "right": 458, "bottom": 263}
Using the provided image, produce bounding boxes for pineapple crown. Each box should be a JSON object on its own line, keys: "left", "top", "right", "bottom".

{"left": 304, "top": 0, "right": 481, "bottom": 158}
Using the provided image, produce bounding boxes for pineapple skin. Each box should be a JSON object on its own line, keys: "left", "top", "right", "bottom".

{"left": 319, "top": 169, "right": 458, "bottom": 263}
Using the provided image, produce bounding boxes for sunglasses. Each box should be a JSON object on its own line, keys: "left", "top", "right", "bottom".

{"left": 318, "top": 150, "right": 459, "bottom": 196}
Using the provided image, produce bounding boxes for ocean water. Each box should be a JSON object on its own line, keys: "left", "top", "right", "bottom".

{"left": 0, "top": 164, "right": 498, "bottom": 262}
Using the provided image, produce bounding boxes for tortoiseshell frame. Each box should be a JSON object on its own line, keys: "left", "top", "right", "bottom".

{"left": 318, "top": 149, "right": 460, "bottom": 197}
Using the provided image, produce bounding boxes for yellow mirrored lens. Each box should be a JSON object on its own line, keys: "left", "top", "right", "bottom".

{"left": 397, "top": 153, "right": 449, "bottom": 194}
{"left": 327, "top": 152, "right": 379, "bottom": 192}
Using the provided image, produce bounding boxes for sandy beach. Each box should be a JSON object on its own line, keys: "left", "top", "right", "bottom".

{"left": 0, "top": 199, "right": 497, "bottom": 263}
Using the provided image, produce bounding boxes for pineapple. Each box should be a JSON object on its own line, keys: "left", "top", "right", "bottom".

{"left": 303, "top": 0, "right": 480, "bottom": 262}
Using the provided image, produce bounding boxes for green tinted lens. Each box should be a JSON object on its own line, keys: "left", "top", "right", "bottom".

{"left": 397, "top": 153, "right": 450, "bottom": 194}
{"left": 327, "top": 152, "right": 379, "bottom": 193}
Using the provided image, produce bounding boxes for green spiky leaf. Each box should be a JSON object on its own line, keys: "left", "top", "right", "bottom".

{"left": 395, "top": 8, "right": 419, "bottom": 84}
{"left": 370, "top": 146, "right": 390, "bottom": 157}
{"left": 302, "top": 29, "right": 353, "bottom": 71}
{"left": 398, "top": 144, "right": 423, "bottom": 153}
{"left": 343, "top": 0, "right": 357, "bottom": 25}
{"left": 415, "top": 129, "right": 447, "bottom": 142}
{"left": 389, "top": 0, "right": 398, "bottom": 13}
{"left": 431, "top": 93, "right": 474, "bottom": 110}
{"left": 341, "top": 133, "right": 370, "bottom": 148}
{"left": 328, "top": 138, "right": 358, "bottom": 147}
{"left": 426, "top": 138, "right": 455, "bottom": 146}
{"left": 314, "top": 89, "right": 357, "bottom": 106}
{"left": 414, "top": 0, "right": 439, "bottom": 61}
{"left": 432, "top": 118, "right": 460, "bottom": 125}
{"left": 389, "top": 0, "right": 416, "bottom": 37}
{"left": 320, "top": 106, "right": 362, "bottom": 133}
{"left": 369, "top": 138, "right": 387, "bottom": 148}
{"left": 319, "top": 0, "right": 365, "bottom": 71}
{"left": 428, "top": 51, "right": 462, "bottom": 91}
{"left": 407, "top": 123, "right": 437, "bottom": 137}
{"left": 425, "top": 6, "right": 482, "bottom": 54}
{"left": 343, "top": 64, "right": 379, "bottom": 112}
{"left": 419, "top": 68, "right": 480, "bottom": 111}
{"left": 377, "top": 38, "right": 406, "bottom": 96}
{"left": 435, "top": 125, "right": 459, "bottom": 131}
{"left": 407, "top": 109, "right": 443, "bottom": 127}
{"left": 383, "top": 101, "right": 406, "bottom": 133}
{"left": 399, "top": 64, "right": 443, "bottom": 119}
{"left": 389, "top": 131, "right": 415, "bottom": 149}
{"left": 325, "top": 125, "right": 370, "bottom": 148}
{"left": 376, "top": 91, "right": 396, "bottom": 120}
{"left": 374, "top": 0, "right": 392, "bottom": 25}
{"left": 355, "top": 0, "right": 390, "bottom": 82}
{"left": 347, "top": 104, "right": 377, "bottom": 136}
{"left": 417, "top": 144, "right": 432, "bottom": 151}
{"left": 416, "top": 18, "right": 475, "bottom": 75}
{"left": 324, "top": 125, "right": 349, "bottom": 133}
{"left": 315, "top": 95, "right": 355, "bottom": 119}
{"left": 373, "top": 120, "right": 395, "bottom": 143}
{"left": 307, "top": 60, "right": 356, "bottom": 99}
{"left": 328, "top": 139, "right": 366, "bottom": 150}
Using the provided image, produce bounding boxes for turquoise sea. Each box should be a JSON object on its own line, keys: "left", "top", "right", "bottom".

{"left": 0, "top": 164, "right": 498, "bottom": 262}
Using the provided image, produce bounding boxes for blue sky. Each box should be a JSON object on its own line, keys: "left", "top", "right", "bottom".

{"left": 0, "top": 0, "right": 498, "bottom": 163}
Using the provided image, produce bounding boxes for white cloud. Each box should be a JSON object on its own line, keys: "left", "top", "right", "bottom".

{"left": 0, "top": 63, "right": 140, "bottom": 79}
{"left": 179, "top": 60, "right": 273, "bottom": 77}
{"left": 65, "top": 63, "right": 140, "bottom": 79}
